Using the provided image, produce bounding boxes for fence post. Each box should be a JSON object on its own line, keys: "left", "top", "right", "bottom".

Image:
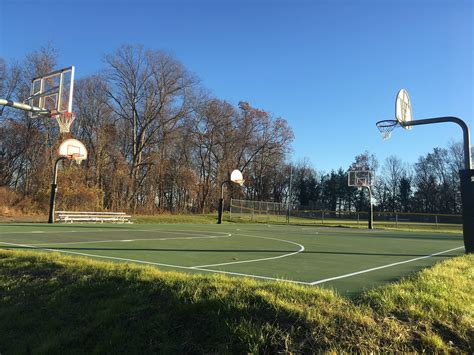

{"left": 357, "top": 212, "right": 359, "bottom": 225}
{"left": 322, "top": 211, "right": 324, "bottom": 224}
{"left": 435, "top": 215, "right": 438, "bottom": 229}
{"left": 396, "top": 213, "right": 398, "bottom": 227}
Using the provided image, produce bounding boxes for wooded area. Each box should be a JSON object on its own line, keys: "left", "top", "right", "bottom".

{"left": 0, "top": 45, "right": 467, "bottom": 215}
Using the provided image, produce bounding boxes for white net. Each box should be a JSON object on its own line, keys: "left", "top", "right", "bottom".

{"left": 54, "top": 112, "right": 76, "bottom": 133}
{"left": 381, "top": 131, "right": 392, "bottom": 140}
{"left": 73, "top": 155, "right": 84, "bottom": 165}
{"left": 376, "top": 120, "right": 398, "bottom": 141}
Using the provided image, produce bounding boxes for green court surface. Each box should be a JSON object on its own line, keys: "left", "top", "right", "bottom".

{"left": 0, "top": 223, "right": 465, "bottom": 296}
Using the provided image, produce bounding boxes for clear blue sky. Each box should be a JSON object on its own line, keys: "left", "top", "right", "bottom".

{"left": 1, "top": 0, "right": 472, "bottom": 172}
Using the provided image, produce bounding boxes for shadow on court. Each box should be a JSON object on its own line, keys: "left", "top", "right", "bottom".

{"left": 2, "top": 245, "right": 462, "bottom": 258}
{"left": 1, "top": 224, "right": 134, "bottom": 230}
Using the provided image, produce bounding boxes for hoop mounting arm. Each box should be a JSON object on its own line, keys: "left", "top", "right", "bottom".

{"left": 0, "top": 98, "right": 49, "bottom": 115}
{"left": 402, "top": 116, "right": 472, "bottom": 170}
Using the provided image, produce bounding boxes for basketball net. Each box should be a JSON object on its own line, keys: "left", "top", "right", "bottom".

{"left": 52, "top": 112, "right": 76, "bottom": 133}
{"left": 69, "top": 153, "right": 85, "bottom": 165}
{"left": 376, "top": 120, "right": 399, "bottom": 140}
{"left": 233, "top": 179, "right": 245, "bottom": 186}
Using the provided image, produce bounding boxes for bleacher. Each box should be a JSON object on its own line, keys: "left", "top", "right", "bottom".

{"left": 56, "top": 211, "right": 132, "bottom": 224}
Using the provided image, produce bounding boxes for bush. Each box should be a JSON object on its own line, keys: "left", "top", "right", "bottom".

{"left": 0, "top": 187, "right": 43, "bottom": 216}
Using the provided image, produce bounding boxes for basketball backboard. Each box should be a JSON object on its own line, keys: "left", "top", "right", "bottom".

{"left": 58, "top": 138, "right": 87, "bottom": 164}
{"left": 348, "top": 170, "right": 374, "bottom": 187}
{"left": 28, "top": 66, "right": 75, "bottom": 118}
{"left": 395, "top": 89, "right": 412, "bottom": 130}
{"left": 230, "top": 169, "right": 245, "bottom": 186}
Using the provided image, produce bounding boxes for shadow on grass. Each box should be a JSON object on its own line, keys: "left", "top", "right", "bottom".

{"left": 0, "top": 258, "right": 302, "bottom": 353}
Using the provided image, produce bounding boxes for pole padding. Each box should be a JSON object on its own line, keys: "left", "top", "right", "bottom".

{"left": 460, "top": 169, "right": 474, "bottom": 253}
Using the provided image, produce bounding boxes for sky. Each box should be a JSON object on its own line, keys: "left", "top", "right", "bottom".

{"left": 0, "top": 0, "right": 472, "bottom": 173}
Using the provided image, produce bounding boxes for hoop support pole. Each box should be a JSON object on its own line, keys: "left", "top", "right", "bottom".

{"left": 0, "top": 98, "right": 50, "bottom": 115}
{"left": 218, "top": 180, "right": 230, "bottom": 224}
{"left": 365, "top": 186, "right": 374, "bottom": 230}
{"left": 48, "top": 156, "right": 67, "bottom": 224}
{"left": 402, "top": 116, "right": 472, "bottom": 170}
{"left": 460, "top": 169, "right": 474, "bottom": 253}
{"left": 402, "top": 116, "right": 472, "bottom": 253}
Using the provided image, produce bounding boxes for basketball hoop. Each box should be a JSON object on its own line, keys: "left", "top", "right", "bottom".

{"left": 376, "top": 120, "right": 399, "bottom": 140}
{"left": 58, "top": 138, "right": 87, "bottom": 165}
{"left": 233, "top": 179, "right": 245, "bottom": 186}
{"left": 230, "top": 169, "right": 245, "bottom": 186}
{"left": 69, "top": 153, "right": 85, "bottom": 165}
{"left": 52, "top": 111, "right": 76, "bottom": 133}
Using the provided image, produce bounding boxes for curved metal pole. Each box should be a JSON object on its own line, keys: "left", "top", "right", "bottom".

{"left": 48, "top": 157, "right": 67, "bottom": 224}
{"left": 401, "top": 116, "right": 473, "bottom": 253}
{"left": 402, "top": 117, "right": 471, "bottom": 169}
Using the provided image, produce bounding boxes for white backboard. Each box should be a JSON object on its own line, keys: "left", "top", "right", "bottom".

{"left": 58, "top": 138, "right": 87, "bottom": 162}
{"left": 348, "top": 170, "right": 374, "bottom": 187}
{"left": 230, "top": 169, "right": 244, "bottom": 185}
{"left": 395, "top": 89, "right": 412, "bottom": 130}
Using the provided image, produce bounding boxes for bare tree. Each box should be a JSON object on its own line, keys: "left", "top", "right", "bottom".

{"left": 104, "top": 45, "right": 197, "bottom": 210}
{"left": 381, "top": 155, "right": 408, "bottom": 211}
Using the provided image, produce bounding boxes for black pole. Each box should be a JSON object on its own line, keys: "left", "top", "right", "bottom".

{"left": 217, "top": 181, "right": 228, "bottom": 224}
{"left": 217, "top": 198, "right": 224, "bottom": 224}
{"left": 460, "top": 169, "right": 474, "bottom": 253}
{"left": 48, "top": 157, "right": 67, "bottom": 224}
{"left": 402, "top": 116, "right": 472, "bottom": 253}
{"left": 366, "top": 186, "right": 373, "bottom": 229}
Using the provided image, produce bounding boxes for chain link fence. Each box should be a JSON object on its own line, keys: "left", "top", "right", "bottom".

{"left": 229, "top": 199, "right": 462, "bottom": 231}
{"left": 229, "top": 199, "right": 295, "bottom": 223}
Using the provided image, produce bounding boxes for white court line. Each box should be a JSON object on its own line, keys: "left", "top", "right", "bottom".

{"left": 191, "top": 234, "right": 304, "bottom": 268}
{"left": 32, "top": 234, "right": 231, "bottom": 246}
{"left": 309, "top": 246, "right": 464, "bottom": 285}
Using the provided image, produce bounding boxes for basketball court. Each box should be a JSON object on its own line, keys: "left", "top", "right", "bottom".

{"left": 0, "top": 223, "right": 464, "bottom": 296}
{"left": 0, "top": 67, "right": 472, "bottom": 297}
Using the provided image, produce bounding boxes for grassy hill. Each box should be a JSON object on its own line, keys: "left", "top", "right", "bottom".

{"left": 0, "top": 249, "right": 472, "bottom": 353}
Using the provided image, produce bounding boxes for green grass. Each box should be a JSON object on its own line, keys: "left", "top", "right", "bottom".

{"left": 1, "top": 211, "right": 462, "bottom": 234}
{"left": 133, "top": 213, "right": 219, "bottom": 224}
{"left": 232, "top": 215, "right": 463, "bottom": 233}
{"left": 0, "top": 249, "right": 472, "bottom": 353}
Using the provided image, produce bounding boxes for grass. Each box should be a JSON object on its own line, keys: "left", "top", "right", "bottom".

{"left": 0, "top": 211, "right": 462, "bottom": 234}
{"left": 133, "top": 213, "right": 219, "bottom": 224}
{"left": 131, "top": 212, "right": 463, "bottom": 234}
{"left": 232, "top": 215, "right": 462, "bottom": 233}
{"left": 0, "top": 249, "right": 472, "bottom": 353}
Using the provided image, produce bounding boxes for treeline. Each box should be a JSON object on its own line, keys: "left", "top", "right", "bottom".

{"left": 0, "top": 45, "right": 467, "bottom": 215}
{"left": 0, "top": 45, "right": 293, "bottom": 213}
{"left": 291, "top": 146, "right": 466, "bottom": 215}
